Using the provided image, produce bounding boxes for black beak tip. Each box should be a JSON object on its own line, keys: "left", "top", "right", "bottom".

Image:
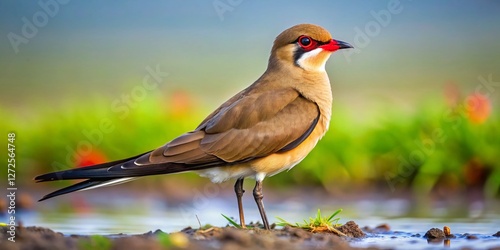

{"left": 336, "top": 40, "right": 354, "bottom": 49}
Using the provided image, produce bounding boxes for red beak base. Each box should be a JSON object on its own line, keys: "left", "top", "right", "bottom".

{"left": 320, "top": 39, "right": 354, "bottom": 52}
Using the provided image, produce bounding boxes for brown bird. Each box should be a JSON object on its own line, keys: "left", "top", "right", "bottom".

{"left": 34, "top": 23, "right": 353, "bottom": 230}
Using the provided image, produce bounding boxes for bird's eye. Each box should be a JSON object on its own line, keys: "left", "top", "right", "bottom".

{"left": 300, "top": 36, "right": 311, "bottom": 46}
{"left": 298, "top": 35, "right": 315, "bottom": 50}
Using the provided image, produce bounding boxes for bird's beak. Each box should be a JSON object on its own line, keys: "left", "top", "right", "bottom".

{"left": 320, "top": 39, "right": 354, "bottom": 52}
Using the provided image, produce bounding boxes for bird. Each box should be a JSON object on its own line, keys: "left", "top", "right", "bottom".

{"left": 34, "top": 23, "right": 353, "bottom": 230}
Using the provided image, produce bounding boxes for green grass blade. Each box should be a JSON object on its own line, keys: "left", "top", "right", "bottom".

{"left": 327, "top": 209, "right": 343, "bottom": 222}
{"left": 221, "top": 214, "right": 242, "bottom": 229}
{"left": 276, "top": 217, "right": 292, "bottom": 226}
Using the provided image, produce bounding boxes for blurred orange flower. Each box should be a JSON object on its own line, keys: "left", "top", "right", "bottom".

{"left": 76, "top": 149, "right": 108, "bottom": 167}
{"left": 465, "top": 93, "right": 491, "bottom": 124}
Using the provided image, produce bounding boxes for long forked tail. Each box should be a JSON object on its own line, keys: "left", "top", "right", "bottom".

{"left": 34, "top": 153, "right": 148, "bottom": 201}
{"left": 35, "top": 150, "right": 223, "bottom": 201}
{"left": 34, "top": 152, "right": 169, "bottom": 201}
{"left": 37, "top": 178, "right": 136, "bottom": 201}
{"left": 34, "top": 152, "right": 151, "bottom": 182}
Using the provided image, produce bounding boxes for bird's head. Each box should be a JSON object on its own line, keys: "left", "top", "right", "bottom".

{"left": 269, "top": 24, "right": 353, "bottom": 72}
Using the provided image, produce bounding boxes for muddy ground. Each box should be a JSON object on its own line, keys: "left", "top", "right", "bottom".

{"left": 1, "top": 222, "right": 499, "bottom": 250}
{"left": 1, "top": 221, "right": 370, "bottom": 250}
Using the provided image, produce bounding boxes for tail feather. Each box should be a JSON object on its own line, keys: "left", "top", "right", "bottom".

{"left": 34, "top": 152, "right": 151, "bottom": 182}
{"left": 35, "top": 151, "right": 223, "bottom": 201}
{"left": 38, "top": 177, "right": 138, "bottom": 201}
{"left": 34, "top": 162, "right": 191, "bottom": 181}
{"left": 35, "top": 152, "right": 150, "bottom": 201}
{"left": 38, "top": 179, "right": 108, "bottom": 201}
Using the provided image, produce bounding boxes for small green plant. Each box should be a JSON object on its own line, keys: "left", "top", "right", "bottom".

{"left": 276, "top": 209, "right": 346, "bottom": 236}
{"left": 157, "top": 232, "right": 173, "bottom": 248}
{"left": 78, "top": 235, "right": 112, "bottom": 250}
{"left": 221, "top": 214, "right": 242, "bottom": 229}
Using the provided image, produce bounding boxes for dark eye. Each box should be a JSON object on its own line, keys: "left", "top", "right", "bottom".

{"left": 297, "top": 35, "right": 315, "bottom": 50}
{"left": 299, "top": 36, "right": 311, "bottom": 46}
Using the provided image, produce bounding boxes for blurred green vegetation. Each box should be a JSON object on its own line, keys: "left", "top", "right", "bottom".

{"left": 1, "top": 88, "right": 499, "bottom": 198}
{"left": 78, "top": 235, "right": 112, "bottom": 250}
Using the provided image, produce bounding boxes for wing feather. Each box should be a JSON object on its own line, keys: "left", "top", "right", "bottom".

{"left": 139, "top": 87, "right": 320, "bottom": 165}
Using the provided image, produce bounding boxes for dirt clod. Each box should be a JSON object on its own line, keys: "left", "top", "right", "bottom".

{"left": 424, "top": 228, "right": 445, "bottom": 239}
{"left": 337, "top": 221, "right": 365, "bottom": 238}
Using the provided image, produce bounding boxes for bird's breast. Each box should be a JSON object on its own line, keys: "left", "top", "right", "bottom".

{"left": 249, "top": 116, "right": 328, "bottom": 176}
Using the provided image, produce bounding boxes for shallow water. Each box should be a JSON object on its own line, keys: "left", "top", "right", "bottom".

{"left": 4, "top": 194, "right": 500, "bottom": 250}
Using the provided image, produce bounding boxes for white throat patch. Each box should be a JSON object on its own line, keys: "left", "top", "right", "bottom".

{"left": 296, "top": 48, "right": 330, "bottom": 72}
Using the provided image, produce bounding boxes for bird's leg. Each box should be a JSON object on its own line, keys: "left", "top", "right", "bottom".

{"left": 253, "top": 180, "right": 270, "bottom": 230}
{"left": 234, "top": 178, "right": 246, "bottom": 228}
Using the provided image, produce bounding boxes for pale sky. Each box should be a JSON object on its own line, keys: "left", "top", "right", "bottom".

{"left": 1, "top": 0, "right": 499, "bottom": 109}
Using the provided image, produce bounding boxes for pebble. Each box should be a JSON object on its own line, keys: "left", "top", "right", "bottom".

{"left": 443, "top": 226, "right": 451, "bottom": 236}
